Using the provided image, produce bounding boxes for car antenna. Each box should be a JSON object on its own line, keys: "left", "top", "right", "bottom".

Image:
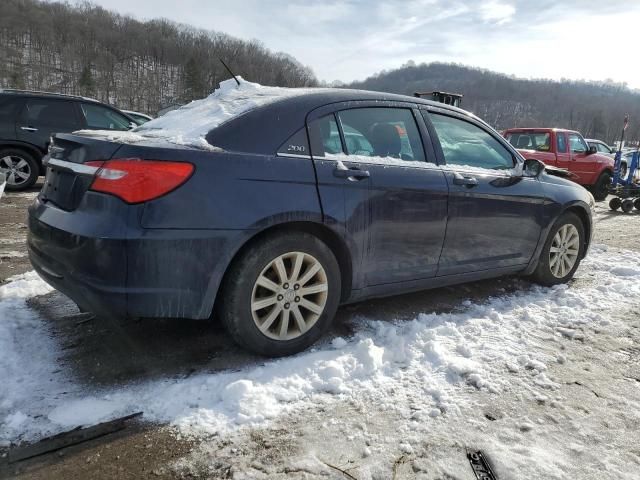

{"left": 220, "top": 59, "right": 241, "bottom": 87}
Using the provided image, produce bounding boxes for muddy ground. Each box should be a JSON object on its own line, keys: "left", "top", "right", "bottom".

{"left": 0, "top": 183, "right": 638, "bottom": 479}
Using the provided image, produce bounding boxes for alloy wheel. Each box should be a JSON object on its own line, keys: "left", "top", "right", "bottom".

{"left": 251, "top": 251, "right": 329, "bottom": 341}
{"left": 0, "top": 155, "right": 31, "bottom": 186}
{"left": 549, "top": 224, "right": 580, "bottom": 278}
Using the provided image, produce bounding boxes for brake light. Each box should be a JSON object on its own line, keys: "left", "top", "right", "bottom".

{"left": 86, "top": 159, "right": 194, "bottom": 204}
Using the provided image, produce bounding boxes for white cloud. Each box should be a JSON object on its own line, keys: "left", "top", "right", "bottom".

{"left": 50, "top": 0, "right": 640, "bottom": 89}
{"left": 480, "top": 1, "right": 516, "bottom": 25}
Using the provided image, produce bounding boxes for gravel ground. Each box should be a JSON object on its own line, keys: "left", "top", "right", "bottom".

{"left": 1, "top": 184, "right": 638, "bottom": 479}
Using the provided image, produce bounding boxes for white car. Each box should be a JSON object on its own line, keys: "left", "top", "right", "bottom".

{"left": 122, "top": 110, "right": 154, "bottom": 125}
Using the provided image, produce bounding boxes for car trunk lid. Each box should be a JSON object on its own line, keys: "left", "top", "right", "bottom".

{"left": 41, "top": 133, "right": 122, "bottom": 211}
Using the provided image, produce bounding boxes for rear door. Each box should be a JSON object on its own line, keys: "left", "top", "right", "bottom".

{"left": 16, "top": 97, "right": 83, "bottom": 151}
{"left": 424, "top": 109, "right": 543, "bottom": 276}
{"left": 308, "top": 102, "right": 449, "bottom": 288}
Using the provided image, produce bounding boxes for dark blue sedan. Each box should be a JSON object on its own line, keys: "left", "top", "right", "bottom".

{"left": 28, "top": 86, "right": 595, "bottom": 356}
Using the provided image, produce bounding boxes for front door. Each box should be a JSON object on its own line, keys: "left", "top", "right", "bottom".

{"left": 568, "top": 132, "right": 596, "bottom": 184}
{"left": 424, "top": 110, "right": 544, "bottom": 276}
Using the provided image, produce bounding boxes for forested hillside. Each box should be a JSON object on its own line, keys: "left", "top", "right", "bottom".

{"left": 348, "top": 62, "right": 640, "bottom": 144}
{"left": 0, "top": 0, "right": 317, "bottom": 115}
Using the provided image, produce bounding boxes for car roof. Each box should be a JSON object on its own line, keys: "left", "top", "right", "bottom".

{"left": 0, "top": 88, "right": 101, "bottom": 103}
{"left": 206, "top": 87, "right": 481, "bottom": 155}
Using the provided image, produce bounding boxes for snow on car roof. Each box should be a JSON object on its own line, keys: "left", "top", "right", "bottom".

{"left": 75, "top": 77, "right": 318, "bottom": 150}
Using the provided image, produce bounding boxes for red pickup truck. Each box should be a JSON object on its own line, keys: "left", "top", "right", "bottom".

{"left": 503, "top": 128, "right": 614, "bottom": 200}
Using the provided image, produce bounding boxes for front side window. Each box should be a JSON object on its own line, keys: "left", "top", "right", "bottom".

{"left": 568, "top": 133, "right": 588, "bottom": 153}
{"left": 428, "top": 113, "right": 514, "bottom": 170}
{"left": 337, "top": 108, "right": 425, "bottom": 161}
{"left": 22, "top": 99, "right": 79, "bottom": 129}
{"left": 81, "top": 103, "right": 131, "bottom": 130}
{"left": 557, "top": 132, "right": 567, "bottom": 153}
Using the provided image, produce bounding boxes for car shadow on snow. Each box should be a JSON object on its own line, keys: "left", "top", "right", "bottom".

{"left": 27, "top": 275, "right": 531, "bottom": 389}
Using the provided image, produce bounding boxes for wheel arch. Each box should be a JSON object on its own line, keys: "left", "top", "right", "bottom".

{"left": 0, "top": 141, "right": 45, "bottom": 173}
{"left": 564, "top": 204, "right": 592, "bottom": 258}
{"left": 211, "top": 221, "right": 354, "bottom": 319}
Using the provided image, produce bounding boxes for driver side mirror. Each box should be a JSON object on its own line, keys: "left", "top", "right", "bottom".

{"left": 129, "top": 121, "right": 138, "bottom": 130}
{"left": 523, "top": 158, "right": 545, "bottom": 177}
{"left": 588, "top": 145, "right": 597, "bottom": 154}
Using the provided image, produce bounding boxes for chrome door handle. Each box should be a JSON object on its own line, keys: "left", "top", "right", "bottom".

{"left": 333, "top": 167, "right": 370, "bottom": 180}
{"left": 452, "top": 172, "right": 478, "bottom": 187}
{"left": 20, "top": 126, "right": 38, "bottom": 132}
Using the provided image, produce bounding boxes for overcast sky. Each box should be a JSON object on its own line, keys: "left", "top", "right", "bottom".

{"left": 58, "top": 0, "right": 640, "bottom": 88}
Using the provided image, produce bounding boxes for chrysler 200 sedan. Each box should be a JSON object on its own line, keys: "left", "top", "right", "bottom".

{"left": 28, "top": 85, "right": 594, "bottom": 356}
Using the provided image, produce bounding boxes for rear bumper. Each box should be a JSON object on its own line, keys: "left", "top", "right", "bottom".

{"left": 28, "top": 195, "right": 243, "bottom": 320}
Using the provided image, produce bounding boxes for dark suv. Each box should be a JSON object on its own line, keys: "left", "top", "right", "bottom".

{"left": 0, "top": 89, "right": 135, "bottom": 191}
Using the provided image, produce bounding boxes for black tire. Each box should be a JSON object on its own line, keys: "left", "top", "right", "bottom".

{"left": 530, "top": 212, "right": 585, "bottom": 286}
{"left": 634, "top": 198, "right": 640, "bottom": 211}
{"left": 0, "top": 148, "right": 39, "bottom": 191}
{"left": 591, "top": 171, "right": 611, "bottom": 201}
{"left": 609, "top": 197, "right": 622, "bottom": 211}
{"left": 621, "top": 199, "right": 634, "bottom": 213}
{"left": 219, "top": 231, "right": 341, "bottom": 357}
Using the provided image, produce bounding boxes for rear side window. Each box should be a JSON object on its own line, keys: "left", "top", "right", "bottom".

{"left": 22, "top": 99, "right": 79, "bottom": 129}
{"left": 428, "top": 113, "right": 514, "bottom": 170}
{"left": 556, "top": 132, "right": 567, "bottom": 153}
{"left": 337, "top": 108, "right": 425, "bottom": 161}
{"left": 506, "top": 132, "right": 551, "bottom": 151}
{"left": 81, "top": 103, "right": 131, "bottom": 130}
{"left": 308, "top": 114, "right": 343, "bottom": 157}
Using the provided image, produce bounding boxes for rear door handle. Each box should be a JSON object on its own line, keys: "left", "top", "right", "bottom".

{"left": 333, "top": 167, "right": 370, "bottom": 180}
{"left": 20, "top": 126, "right": 38, "bottom": 132}
{"left": 452, "top": 172, "right": 478, "bottom": 187}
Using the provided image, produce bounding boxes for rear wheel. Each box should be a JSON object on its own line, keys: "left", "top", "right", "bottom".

{"left": 621, "top": 199, "right": 634, "bottom": 213}
{"left": 219, "top": 231, "right": 341, "bottom": 357}
{"left": 0, "top": 149, "right": 39, "bottom": 191}
{"left": 591, "top": 171, "right": 611, "bottom": 201}
{"left": 634, "top": 198, "right": 640, "bottom": 211}
{"left": 531, "top": 212, "right": 584, "bottom": 286}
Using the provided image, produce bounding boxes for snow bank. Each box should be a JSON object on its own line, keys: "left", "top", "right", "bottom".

{"left": 75, "top": 77, "right": 319, "bottom": 151}
{"left": 2, "top": 244, "right": 640, "bottom": 447}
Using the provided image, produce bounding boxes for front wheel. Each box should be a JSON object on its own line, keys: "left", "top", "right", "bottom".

{"left": 591, "top": 171, "right": 611, "bottom": 201}
{"left": 219, "top": 232, "right": 341, "bottom": 357}
{"left": 530, "top": 212, "right": 585, "bottom": 286}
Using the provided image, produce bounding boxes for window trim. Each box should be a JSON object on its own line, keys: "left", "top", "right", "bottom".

{"left": 421, "top": 107, "right": 520, "bottom": 173}
{"left": 305, "top": 100, "right": 439, "bottom": 165}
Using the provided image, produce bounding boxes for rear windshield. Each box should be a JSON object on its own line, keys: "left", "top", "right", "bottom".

{"left": 506, "top": 132, "right": 551, "bottom": 152}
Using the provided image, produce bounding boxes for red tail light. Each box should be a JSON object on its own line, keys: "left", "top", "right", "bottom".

{"left": 86, "top": 159, "right": 194, "bottom": 204}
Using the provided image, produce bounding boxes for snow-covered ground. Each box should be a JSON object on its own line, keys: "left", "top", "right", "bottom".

{"left": 2, "top": 237, "right": 640, "bottom": 478}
